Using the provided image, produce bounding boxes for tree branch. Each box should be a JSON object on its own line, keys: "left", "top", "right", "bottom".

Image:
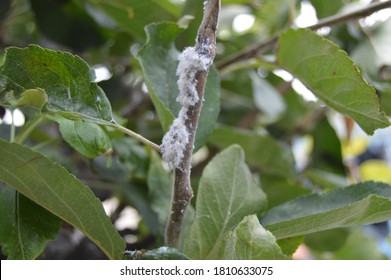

{"left": 216, "top": 0, "right": 391, "bottom": 70}
{"left": 164, "top": 0, "right": 220, "bottom": 248}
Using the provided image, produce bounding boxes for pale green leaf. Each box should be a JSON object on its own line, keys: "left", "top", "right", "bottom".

{"left": 221, "top": 215, "right": 288, "bottom": 260}
{"left": 278, "top": 28, "right": 390, "bottom": 134}
{"left": 0, "top": 139, "right": 125, "bottom": 259}
{"left": 58, "top": 118, "right": 112, "bottom": 158}
{"left": 262, "top": 181, "right": 391, "bottom": 240}
{"left": 184, "top": 145, "right": 267, "bottom": 259}
{"left": 250, "top": 71, "right": 286, "bottom": 124}
{"left": 0, "top": 185, "right": 61, "bottom": 259}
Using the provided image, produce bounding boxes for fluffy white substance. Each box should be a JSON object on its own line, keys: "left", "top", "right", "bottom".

{"left": 176, "top": 46, "right": 212, "bottom": 106}
{"left": 161, "top": 109, "right": 189, "bottom": 170}
{"left": 161, "top": 43, "right": 213, "bottom": 170}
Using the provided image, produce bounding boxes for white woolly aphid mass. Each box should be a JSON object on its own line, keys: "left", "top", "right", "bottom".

{"left": 161, "top": 112, "right": 189, "bottom": 170}
{"left": 161, "top": 43, "right": 213, "bottom": 170}
{"left": 176, "top": 46, "right": 212, "bottom": 106}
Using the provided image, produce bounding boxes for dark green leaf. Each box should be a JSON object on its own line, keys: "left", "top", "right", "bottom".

{"left": 0, "top": 45, "right": 114, "bottom": 124}
{"left": 278, "top": 28, "right": 390, "bottom": 134}
{"left": 0, "top": 0, "right": 11, "bottom": 21}
{"left": 277, "top": 236, "right": 303, "bottom": 256}
{"left": 0, "top": 185, "right": 61, "bottom": 259}
{"left": 138, "top": 22, "right": 220, "bottom": 150}
{"left": 262, "top": 181, "right": 391, "bottom": 240}
{"left": 260, "top": 174, "right": 310, "bottom": 209}
{"left": 209, "top": 126, "right": 295, "bottom": 177}
{"left": 58, "top": 118, "right": 112, "bottom": 158}
{"left": 310, "top": 117, "right": 345, "bottom": 175}
{"left": 221, "top": 215, "right": 288, "bottom": 260}
{"left": 0, "top": 139, "right": 125, "bottom": 259}
{"left": 309, "top": 0, "right": 345, "bottom": 18}
{"left": 184, "top": 145, "right": 267, "bottom": 259}
{"left": 30, "top": 0, "right": 106, "bottom": 51}
{"left": 304, "top": 228, "right": 350, "bottom": 252}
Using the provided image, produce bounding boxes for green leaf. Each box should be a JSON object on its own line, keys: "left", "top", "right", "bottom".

{"left": 209, "top": 126, "right": 295, "bottom": 177}
{"left": 0, "top": 45, "right": 114, "bottom": 124}
{"left": 15, "top": 88, "right": 48, "bottom": 109}
{"left": 261, "top": 174, "right": 310, "bottom": 209}
{"left": 277, "top": 28, "right": 390, "bottom": 135}
{"left": 58, "top": 118, "right": 112, "bottom": 158}
{"left": 221, "top": 215, "right": 288, "bottom": 260}
{"left": 250, "top": 71, "right": 286, "bottom": 124}
{"left": 309, "top": 0, "right": 345, "bottom": 18}
{"left": 147, "top": 150, "right": 173, "bottom": 239}
{"left": 30, "top": 0, "right": 106, "bottom": 51}
{"left": 304, "top": 228, "right": 350, "bottom": 252}
{"left": 310, "top": 117, "right": 345, "bottom": 175}
{"left": 0, "top": 139, "right": 125, "bottom": 259}
{"left": 0, "top": 185, "right": 61, "bottom": 259}
{"left": 87, "top": 0, "right": 176, "bottom": 40}
{"left": 184, "top": 145, "right": 267, "bottom": 259}
{"left": 124, "top": 247, "right": 189, "bottom": 260}
{"left": 138, "top": 22, "right": 220, "bottom": 150}
{"left": 330, "top": 229, "right": 386, "bottom": 260}
{"left": 262, "top": 181, "right": 391, "bottom": 240}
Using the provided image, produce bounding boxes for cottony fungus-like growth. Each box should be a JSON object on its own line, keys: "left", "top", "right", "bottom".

{"left": 161, "top": 44, "right": 213, "bottom": 170}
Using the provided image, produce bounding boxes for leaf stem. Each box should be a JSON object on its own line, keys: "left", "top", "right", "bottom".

{"left": 165, "top": 0, "right": 220, "bottom": 249}
{"left": 216, "top": 0, "right": 391, "bottom": 70}
{"left": 14, "top": 115, "right": 46, "bottom": 144}
{"left": 108, "top": 122, "right": 161, "bottom": 152}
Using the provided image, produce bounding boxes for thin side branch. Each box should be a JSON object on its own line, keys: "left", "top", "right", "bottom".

{"left": 164, "top": 0, "right": 220, "bottom": 248}
{"left": 217, "top": 0, "right": 391, "bottom": 70}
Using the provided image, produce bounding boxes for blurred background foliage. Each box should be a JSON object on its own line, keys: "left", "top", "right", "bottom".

{"left": 1, "top": 0, "right": 391, "bottom": 259}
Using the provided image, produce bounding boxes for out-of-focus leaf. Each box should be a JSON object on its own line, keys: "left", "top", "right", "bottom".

{"left": 58, "top": 118, "right": 112, "bottom": 158}
{"left": 278, "top": 28, "right": 390, "bottom": 135}
{"left": 147, "top": 150, "right": 173, "bottom": 240}
{"left": 262, "top": 181, "right": 391, "bottom": 240}
{"left": 209, "top": 126, "right": 295, "bottom": 178}
{"left": 359, "top": 160, "right": 391, "bottom": 184}
{"left": 304, "top": 228, "right": 350, "bottom": 252}
{"left": 184, "top": 145, "right": 267, "bottom": 259}
{"left": 30, "top": 0, "right": 106, "bottom": 51}
{"left": 0, "top": 0, "right": 11, "bottom": 19}
{"left": 0, "top": 45, "right": 115, "bottom": 124}
{"left": 0, "top": 139, "right": 125, "bottom": 260}
{"left": 310, "top": 117, "right": 345, "bottom": 175}
{"left": 309, "top": 0, "right": 345, "bottom": 18}
{"left": 260, "top": 174, "right": 310, "bottom": 209}
{"left": 331, "top": 229, "right": 386, "bottom": 260}
{"left": 221, "top": 215, "right": 288, "bottom": 260}
{"left": 138, "top": 22, "right": 220, "bottom": 150}
{"left": 0, "top": 185, "right": 61, "bottom": 259}
{"left": 304, "top": 168, "right": 348, "bottom": 189}
{"left": 87, "top": 0, "right": 175, "bottom": 40}
{"left": 250, "top": 71, "right": 286, "bottom": 124}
